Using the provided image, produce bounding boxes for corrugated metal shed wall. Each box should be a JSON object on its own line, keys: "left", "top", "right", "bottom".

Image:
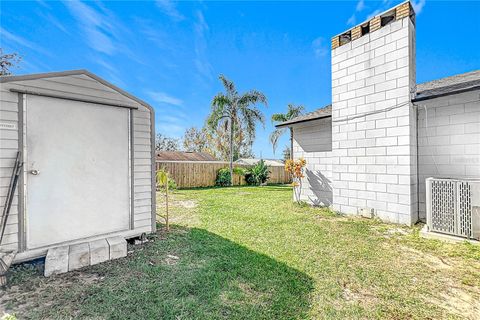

{"left": 0, "top": 72, "right": 155, "bottom": 255}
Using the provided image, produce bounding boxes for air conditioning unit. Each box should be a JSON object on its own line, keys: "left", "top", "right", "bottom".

{"left": 426, "top": 177, "right": 480, "bottom": 240}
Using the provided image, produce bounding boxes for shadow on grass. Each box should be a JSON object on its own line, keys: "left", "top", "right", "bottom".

{"left": 4, "top": 226, "right": 313, "bottom": 320}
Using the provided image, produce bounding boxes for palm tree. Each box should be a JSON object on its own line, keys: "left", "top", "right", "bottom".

{"left": 270, "top": 104, "right": 305, "bottom": 159}
{"left": 208, "top": 75, "right": 267, "bottom": 185}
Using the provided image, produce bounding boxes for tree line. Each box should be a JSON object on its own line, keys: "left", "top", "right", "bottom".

{"left": 156, "top": 75, "right": 306, "bottom": 173}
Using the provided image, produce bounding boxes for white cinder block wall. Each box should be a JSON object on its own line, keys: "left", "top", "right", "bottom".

{"left": 331, "top": 2, "right": 418, "bottom": 225}
{"left": 417, "top": 91, "right": 480, "bottom": 220}
{"left": 292, "top": 118, "right": 333, "bottom": 206}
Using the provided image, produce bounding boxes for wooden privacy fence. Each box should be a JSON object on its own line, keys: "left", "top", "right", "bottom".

{"left": 156, "top": 160, "right": 291, "bottom": 188}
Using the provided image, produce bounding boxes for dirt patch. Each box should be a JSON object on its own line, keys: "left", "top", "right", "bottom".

{"left": 342, "top": 287, "right": 378, "bottom": 307}
{"left": 174, "top": 200, "right": 198, "bottom": 209}
{"left": 400, "top": 246, "right": 453, "bottom": 271}
{"left": 428, "top": 284, "right": 480, "bottom": 320}
{"left": 336, "top": 279, "right": 378, "bottom": 308}
{"left": 392, "top": 244, "right": 480, "bottom": 319}
{"left": 236, "top": 192, "right": 253, "bottom": 196}
{"left": 164, "top": 254, "right": 180, "bottom": 265}
{"left": 384, "top": 227, "right": 410, "bottom": 237}
{"left": 0, "top": 270, "right": 102, "bottom": 316}
{"left": 369, "top": 225, "right": 411, "bottom": 238}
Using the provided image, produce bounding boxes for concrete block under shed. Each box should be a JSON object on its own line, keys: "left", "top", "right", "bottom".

{"left": 89, "top": 239, "right": 109, "bottom": 265}
{"left": 107, "top": 236, "right": 127, "bottom": 260}
{"left": 68, "top": 243, "right": 90, "bottom": 271}
{"left": 44, "top": 246, "right": 69, "bottom": 277}
{"left": 358, "top": 207, "right": 375, "bottom": 219}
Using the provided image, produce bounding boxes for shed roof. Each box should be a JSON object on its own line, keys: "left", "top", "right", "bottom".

{"left": 276, "top": 69, "right": 480, "bottom": 127}
{"left": 156, "top": 151, "right": 216, "bottom": 161}
{"left": 0, "top": 69, "right": 154, "bottom": 112}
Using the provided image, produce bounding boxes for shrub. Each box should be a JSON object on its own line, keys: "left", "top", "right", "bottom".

{"left": 216, "top": 168, "right": 231, "bottom": 186}
{"left": 285, "top": 158, "right": 307, "bottom": 203}
{"left": 216, "top": 167, "right": 246, "bottom": 186}
{"left": 245, "top": 159, "right": 270, "bottom": 186}
{"left": 233, "top": 167, "right": 247, "bottom": 176}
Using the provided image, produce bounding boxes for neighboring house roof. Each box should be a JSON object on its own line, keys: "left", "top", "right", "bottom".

{"left": 156, "top": 151, "right": 216, "bottom": 161}
{"left": 414, "top": 69, "right": 480, "bottom": 102}
{"left": 235, "top": 158, "right": 285, "bottom": 166}
{"left": 275, "top": 105, "right": 332, "bottom": 128}
{"left": 277, "top": 69, "right": 480, "bottom": 127}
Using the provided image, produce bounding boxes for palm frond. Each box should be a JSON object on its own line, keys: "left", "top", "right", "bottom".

{"left": 242, "top": 107, "right": 265, "bottom": 128}
{"left": 219, "top": 74, "right": 237, "bottom": 98}
{"left": 271, "top": 113, "right": 288, "bottom": 123}
{"left": 286, "top": 104, "right": 305, "bottom": 119}
{"left": 269, "top": 128, "right": 286, "bottom": 154}
{"left": 238, "top": 89, "right": 268, "bottom": 107}
{"left": 208, "top": 93, "right": 231, "bottom": 129}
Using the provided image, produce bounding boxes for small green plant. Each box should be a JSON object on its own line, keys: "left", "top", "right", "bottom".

{"left": 1, "top": 313, "right": 17, "bottom": 320}
{"left": 156, "top": 171, "right": 177, "bottom": 191}
{"left": 166, "top": 177, "right": 177, "bottom": 190}
{"left": 245, "top": 160, "right": 270, "bottom": 186}
{"left": 156, "top": 168, "right": 174, "bottom": 231}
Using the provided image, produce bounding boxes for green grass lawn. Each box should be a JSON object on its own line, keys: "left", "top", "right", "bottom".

{"left": 2, "top": 185, "right": 480, "bottom": 319}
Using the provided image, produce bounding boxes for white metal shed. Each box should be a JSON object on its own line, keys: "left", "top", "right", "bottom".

{"left": 0, "top": 70, "right": 156, "bottom": 262}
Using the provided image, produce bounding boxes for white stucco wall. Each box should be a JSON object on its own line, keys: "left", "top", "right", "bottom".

{"left": 292, "top": 118, "right": 333, "bottom": 206}
{"left": 331, "top": 17, "right": 418, "bottom": 225}
{"left": 417, "top": 90, "right": 480, "bottom": 220}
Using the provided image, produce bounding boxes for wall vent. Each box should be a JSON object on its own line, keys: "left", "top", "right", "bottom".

{"left": 426, "top": 177, "right": 480, "bottom": 240}
{"left": 360, "top": 23, "right": 370, "bottom": 36}
{"left": 380, "top": 10, "right": 396, "bottom": 27}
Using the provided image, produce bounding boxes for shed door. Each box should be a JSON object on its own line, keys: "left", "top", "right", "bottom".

{"left": 25, "top": 95, "right": 131, "bottom": 249}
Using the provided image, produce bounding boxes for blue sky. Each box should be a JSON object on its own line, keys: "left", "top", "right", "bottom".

{"left": 1, "top": 0, "right": 479, "bottom": 158}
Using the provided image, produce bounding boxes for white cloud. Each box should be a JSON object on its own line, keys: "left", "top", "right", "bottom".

{"left": 64, "top": 0, "right": 137, "bottom": 59}
{"left": 412, "top": 0, "right": 426, "bottom": 15}
{"left": 158, "top": 123, "right": 185, "bottom": 137}
{"left": 162, "top": 114, "right": 187, "bottom": 124}
{"left": 346, "top": 0, "right": 367, "bottom": 26}
{"left": 356, "top": 0, "right": 365, "bottom": 12}
{"left": 155, "top": 0, "right": 185, "bottom": 21}
{"left": 147, "top": 91, "right": 183, "bottom": 106}
{"left": 193, "top": 11, "right": 213, "bottom": 81}
{"left": 0, "top": 27, "right": 51, "bottom": 57}
{"left": 347, "top": 14, "right": 357, "bottom": 26}
{"left": 64, "top": 0, "right": 116, "bottom": 54}
{"left": 44, "top": 12, "right": 71, "bottom": 35}
{"left": 90, "top": 58, "right": 126, "bottom": 87}
{"left": 35, "top": 0, "right": 49, "bottom": 8}
{"left": 367, "top": 9, "right": 382, "bottom": 20}
{"left": 312, "top": 37, "right": 328, "bottom": 58}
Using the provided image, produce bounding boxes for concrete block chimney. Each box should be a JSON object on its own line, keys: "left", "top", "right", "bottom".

{"left": 330, "top": 1, "right": 418, "bottom": 225}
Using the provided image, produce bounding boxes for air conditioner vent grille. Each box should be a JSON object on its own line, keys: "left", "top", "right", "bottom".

{"left": 427, "top": 178, "right": 477, "bottom": 239}
{"left": 459, "top": 182, "right": 472, "bottom": 238}
{"left": 431, "top": 180, "right": 456, "bottom": 235}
